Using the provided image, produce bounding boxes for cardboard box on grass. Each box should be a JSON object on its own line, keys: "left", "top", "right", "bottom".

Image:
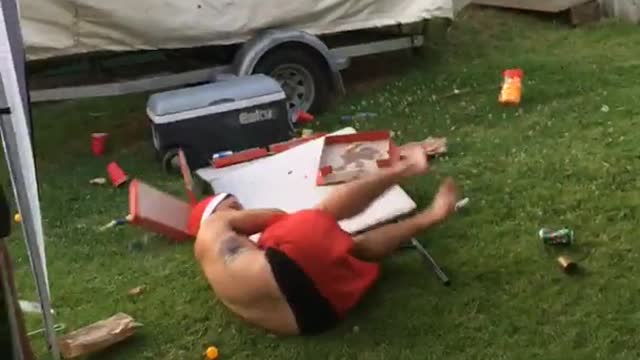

{"left": 316, "top": 130, "right": 399, "bottom": 186}
{"left": 128, "top": 149, "right": 201, "bottom": 241}
{"left": 127, "top": 143, "right": 294, "bottom": 240}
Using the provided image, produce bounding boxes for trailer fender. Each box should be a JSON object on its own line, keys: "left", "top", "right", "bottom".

{"left": 233, "top": 29, "right": 345, "bottom": 97}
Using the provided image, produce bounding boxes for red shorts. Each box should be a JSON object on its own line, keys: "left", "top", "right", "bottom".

{"left": 258, "top": 209, "right": 379, "bottom": 334}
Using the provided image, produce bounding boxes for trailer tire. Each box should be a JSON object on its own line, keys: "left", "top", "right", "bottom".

{"left": 254, "top": 48, "right": 331, "bottom": 115}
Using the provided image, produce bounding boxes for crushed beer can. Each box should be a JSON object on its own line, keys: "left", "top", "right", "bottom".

{"left": 539, "top": 228, "right": 575, "bottom": 246}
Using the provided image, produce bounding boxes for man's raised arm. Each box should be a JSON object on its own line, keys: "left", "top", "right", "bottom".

{"left": 225, "top": 208, "right": 287, "bottom": 235}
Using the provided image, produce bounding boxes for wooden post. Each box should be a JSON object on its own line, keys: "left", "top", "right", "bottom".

{"left": 0, "top": 241, "right": 37, "bottom": 360}
{"left": 570, "top": 0, "right": 601, "bottom": 25}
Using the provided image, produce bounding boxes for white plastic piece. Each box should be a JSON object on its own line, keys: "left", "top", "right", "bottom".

{"left": 455, "top": 197, "right": 469, "bottom": 211}
{"left": 19, "top": 300, "right": 55, "bottom": 315}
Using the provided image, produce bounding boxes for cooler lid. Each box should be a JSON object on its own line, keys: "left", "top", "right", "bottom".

{"left": 147, "top": 74, "right": 284, "bottom": 118}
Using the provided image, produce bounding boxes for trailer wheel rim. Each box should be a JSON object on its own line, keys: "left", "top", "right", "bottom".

{"left": 271, "top": 64, "right": 315, "bottom": 113}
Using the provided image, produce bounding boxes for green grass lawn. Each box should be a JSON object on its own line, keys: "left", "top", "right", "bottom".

{"left": 8, "top": 7, "right": 640, "bottom": 359}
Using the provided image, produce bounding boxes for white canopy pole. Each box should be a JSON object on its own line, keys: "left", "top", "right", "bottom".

{"left": 0, "top": 0, "right": 59, "bottom": 358}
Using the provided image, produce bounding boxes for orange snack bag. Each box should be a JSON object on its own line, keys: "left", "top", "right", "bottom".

{"left": 499, "top": 68, "right": 523, "bottom": 105}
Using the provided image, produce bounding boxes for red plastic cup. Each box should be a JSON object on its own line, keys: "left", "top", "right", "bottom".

{"left": 295, "top": 111, "right": 315, "bottom": 124}
{"left": 91, "top": 133, "right": 109, "bottom": 156}
{"left": 106, "top": 161, "right": 128, "bottom": 188}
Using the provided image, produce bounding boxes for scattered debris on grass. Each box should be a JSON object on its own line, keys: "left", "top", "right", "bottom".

{"left": 341, "top": 112, "right": 378, "bottom": 122}
{"left": 439, "top": 87, "right": 471, "bottom": 99}
{"left": 557, "top": 255, "right": 578, "bottom": 274}
{"left": 58, "top": 313, "right": 141, "bottom": 359}
{"left": 127, "top": 285, "right": 146, "bottom": 297}
{"left": 498, "top": 69, "right": 523, "bottom": 106}
{"left": 539, "top": 228, "right": 575, "bottom": 246}
{"left": 91, "top": 133, "right": 109, "bottom": 156}
{"left": 539, "top": 228, "right": 581, "bottom": 275}
{"left": 89, "top": 177, "right": 107, "bottom": 185}
{"left": 600, "top": 104, "right": 610, "bottom": 113}
{"left": 107, "top": 161, "right": 129, "bottom": 187}
{"left": 316, "top": 130, "right": 392, "bottom": 186}
{"left": 455, "top": 197, "right": 469, "bottom": 211}
{"left": 99, "top": 215, "right": 132, "bottom": 231}
{"left": 19, "top": 299, "right": 55, "bottom": 315}
{"left": 205, "top": 346, "right": 219, "bottom": 359}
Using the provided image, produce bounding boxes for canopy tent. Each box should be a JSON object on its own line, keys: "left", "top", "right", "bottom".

{"left": 20, "top": 0, "right": 461, "bottom": 60}
{"left": 0, "top": 0, "right": 59, "bottom": 358}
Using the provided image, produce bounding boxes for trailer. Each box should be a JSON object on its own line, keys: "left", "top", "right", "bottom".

{"left": 22, "top": 0, "right": 470, "bottom": 114}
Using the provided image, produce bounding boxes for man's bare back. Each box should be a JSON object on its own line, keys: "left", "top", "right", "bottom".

{"left": 194, "top": 208, "right": 300, "bottom": 335}
{"left": 193, "top": 143, "right": 460, "bottom": 335}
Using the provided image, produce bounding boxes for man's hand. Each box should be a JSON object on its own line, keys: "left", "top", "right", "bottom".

{"left": 428, "top": 178, "right": 459, "bottom": 222}
{"left": 394, "top": 144, "right": 429, "bottom": 178}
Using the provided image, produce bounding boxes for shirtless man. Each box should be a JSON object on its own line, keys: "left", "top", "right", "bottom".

{"left": 192, "top": 143, "right": 459, "bottom": 335}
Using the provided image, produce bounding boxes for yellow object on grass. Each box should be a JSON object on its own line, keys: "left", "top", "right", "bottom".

{"left": 14, "top": 213, "right": 22, "bottom": 223}
{"left": 498, "top": 69, "right": 523, "bottom": 106}
{"left": 205, "top": 346, "right": 219, "bottom": 359}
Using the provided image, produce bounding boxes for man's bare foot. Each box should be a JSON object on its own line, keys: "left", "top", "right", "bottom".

{"left": 419, "top": 137, "right": 447, "bottom": 156}
{"left": 394, "top": 144, "right": 429, "bottom": 177}
{"left": 423, "top": 177, "right": 459, "bottom": 223}
{"left": 397, "top": 138, "right": 448, "bottom": 158}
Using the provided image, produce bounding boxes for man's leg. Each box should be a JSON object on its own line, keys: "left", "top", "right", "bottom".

{"left": 316, "top": 144, "right": 428, "bottom": 221}
{"left": 351, "top": 178, "right": 458, "bottom": 262}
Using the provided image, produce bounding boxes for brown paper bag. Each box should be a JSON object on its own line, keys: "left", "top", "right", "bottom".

{"left": 58, "top": 313, "right": 141, "bottom": 359}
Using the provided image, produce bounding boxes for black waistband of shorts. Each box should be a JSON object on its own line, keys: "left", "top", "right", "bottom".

{"left": 265, "top": 247, "right": 339, "bottom": 335}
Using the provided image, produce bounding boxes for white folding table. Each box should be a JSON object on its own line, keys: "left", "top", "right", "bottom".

{"left": 195, "top": 127, "right": 417, "bottom": 234}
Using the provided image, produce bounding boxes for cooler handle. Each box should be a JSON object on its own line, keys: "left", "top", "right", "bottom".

{"left": 208, "top": 98, "right": 235, "bottom": 106}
